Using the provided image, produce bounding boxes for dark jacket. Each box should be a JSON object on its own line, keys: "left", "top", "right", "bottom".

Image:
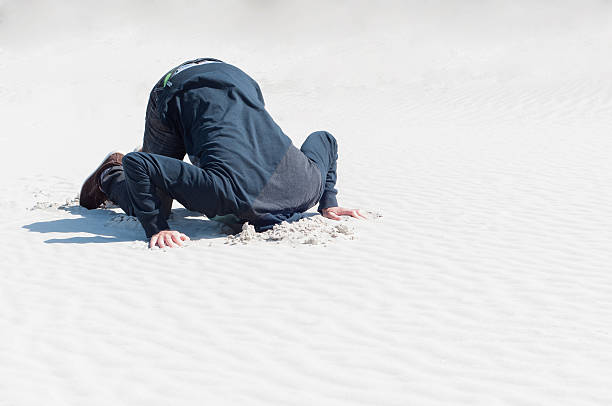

{"left": 154, "top": 60, "right": 337, "bottom": 230}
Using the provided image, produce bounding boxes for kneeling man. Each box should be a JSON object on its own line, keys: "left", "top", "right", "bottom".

{"left": 80, "top": 58, "right": 363, "bottom": 248}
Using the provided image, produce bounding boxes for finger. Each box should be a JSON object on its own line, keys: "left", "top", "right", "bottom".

{"left": 149, "top": 235, "right": 158, "bottom": 249}
{"left": 340, "top": 208, "right": 365, "bottom": 219}
{"left": 157, "top": 236, "right": 166, "bottom": 249}
{"left": 171, "top": 233, "right": 183, "bottom": 247}
{"left": 357, "top": 210, "right": 367, "bottom": 219}
{"left": 164, "top": 234, "right": 176, "bottom": 248}
{"left": 328, "top": 211, "right": 342, "bottom": 220}
{"left": 180, "top": 234, "right": 190, "bottom": 241}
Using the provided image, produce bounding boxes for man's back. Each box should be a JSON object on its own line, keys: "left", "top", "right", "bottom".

{"left": 155, "top": 61, "right": 322, "bottom": 225}
{"left": 79, "top": 58, "right": 351, "bottom": 246}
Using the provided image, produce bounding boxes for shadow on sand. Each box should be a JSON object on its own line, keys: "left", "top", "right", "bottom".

{"left": 23, "top": 206, "right": 226, "bottom": 244}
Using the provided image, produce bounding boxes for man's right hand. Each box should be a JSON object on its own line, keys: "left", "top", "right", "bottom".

{"left": 150, "top": 230, "right": 190, "bottom": 249}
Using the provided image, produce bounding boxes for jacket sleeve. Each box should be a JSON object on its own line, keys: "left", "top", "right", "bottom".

{"left": 317, "top": 155, "right": 338, "bottom": 212}
{"left": 139, "top": 209, "right": 171, "bottom": 239}
{"left": 122, "top": 153, "right": 171, "bottom": 238}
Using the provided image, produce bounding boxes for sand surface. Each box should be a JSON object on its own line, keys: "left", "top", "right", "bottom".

{"left": 2, "top": 1, "right": 612, "bottom": 405}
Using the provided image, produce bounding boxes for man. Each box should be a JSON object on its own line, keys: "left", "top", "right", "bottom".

{"left": 79, "top": 58, "right": 364, "bottom": 248}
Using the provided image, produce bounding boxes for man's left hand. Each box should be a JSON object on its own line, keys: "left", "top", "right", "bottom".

{"left": 321, "top": 207, "right": 367, "bottom": 221}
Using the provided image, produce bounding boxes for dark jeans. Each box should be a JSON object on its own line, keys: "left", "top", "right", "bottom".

{"left": 142, "top": 57, "right": 224, "bottom": 160}
{"left": 103, "top": 58, "right": 217, "bottom": 224}
{"left": 101, "top": 131, "right": 337, "bottom": 237}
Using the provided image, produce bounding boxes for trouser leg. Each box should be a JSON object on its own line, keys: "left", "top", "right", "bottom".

{"left": 101, "top": 81, "right": 186, "bottom": 217}
{"left": 141, "top": 59, "right": 222, "bottom": 159}
{"left": 100, "top": 166, "right": 131, "bottom": 213}
{"left": 142, "top": 85, "right": 186, "bottom": 160}
{"left": 119, "top": 152, "right": 217, "bottom": 237}
{"left": 100, "top": 165, "right": 172, "bottom": 221}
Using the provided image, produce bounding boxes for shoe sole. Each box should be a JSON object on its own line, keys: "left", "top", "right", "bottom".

{"left": 80, "top": 150, "right": 126, "bottom": 198}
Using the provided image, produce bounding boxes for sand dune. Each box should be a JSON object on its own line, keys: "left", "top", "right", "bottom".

{"left": 2, "top": 1, "right": 612, "bottom": 405}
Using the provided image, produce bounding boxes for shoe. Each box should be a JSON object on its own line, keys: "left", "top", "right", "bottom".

{"left": 79, "top": 151, "right": 125, "bottom": 209}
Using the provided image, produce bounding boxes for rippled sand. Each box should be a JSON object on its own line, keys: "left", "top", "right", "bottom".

{"left": 2, "top": 1, "right": 612, "bottom": 405}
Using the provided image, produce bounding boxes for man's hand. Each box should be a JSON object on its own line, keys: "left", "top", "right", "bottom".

{"left": 149, "top": 230, "right": 190, "bottom": 249}
{"left": 321, "top": 207, "right": 367, "bottom": 221}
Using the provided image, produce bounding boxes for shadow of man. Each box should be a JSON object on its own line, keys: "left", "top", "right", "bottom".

{"left": 23, "top": 205, "right": 225, "bottom": 244}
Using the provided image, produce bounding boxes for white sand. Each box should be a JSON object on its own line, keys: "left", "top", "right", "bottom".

{"left": 2, "top": 1, "right": 612, "bottom": 405}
